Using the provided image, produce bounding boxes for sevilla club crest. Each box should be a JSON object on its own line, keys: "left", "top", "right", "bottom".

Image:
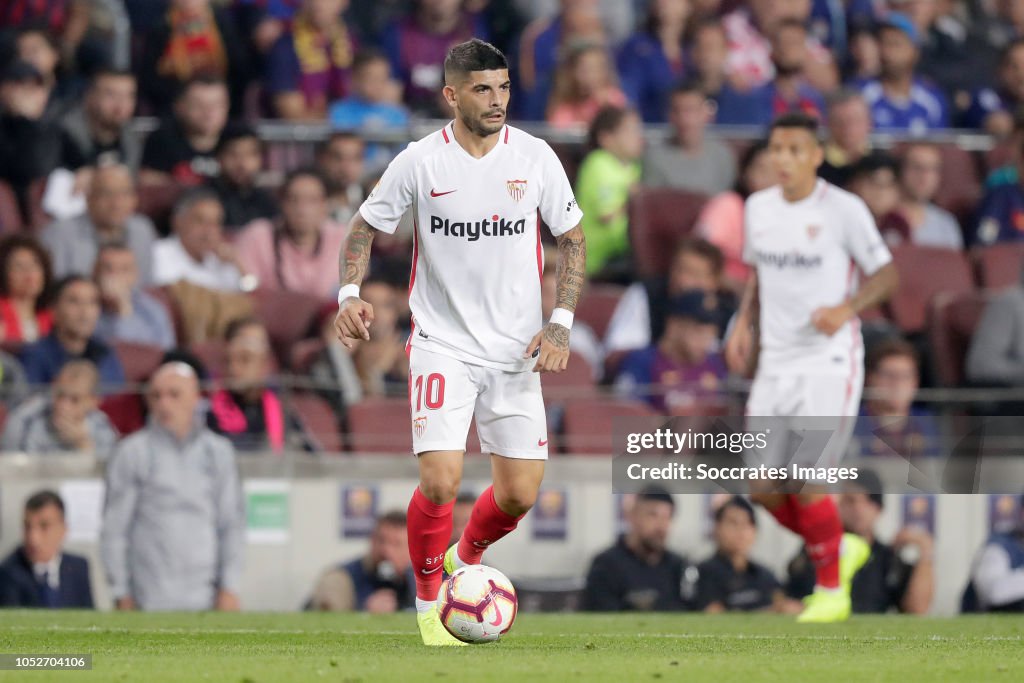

{"left": 413, "top": 416, "right": 427, "bottom": 439}
{"left": 506, "top": 179, "right": 527, "bottom": 202}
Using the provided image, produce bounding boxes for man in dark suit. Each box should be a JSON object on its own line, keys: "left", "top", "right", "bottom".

{"left": 0, "top": 490, "right": 94, "bottom": 608}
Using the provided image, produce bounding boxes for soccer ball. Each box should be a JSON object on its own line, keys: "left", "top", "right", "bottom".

{"left": 437, "top": 565, "right": 518, "bottom": 643}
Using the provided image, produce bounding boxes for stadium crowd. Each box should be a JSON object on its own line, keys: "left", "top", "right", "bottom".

{"left": 1, "top": 0, "right": 1024, "bottom": 613}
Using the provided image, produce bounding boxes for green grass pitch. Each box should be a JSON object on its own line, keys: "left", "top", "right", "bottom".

{"left": 1, "top": 611, "right": 1023, "bottom": 682}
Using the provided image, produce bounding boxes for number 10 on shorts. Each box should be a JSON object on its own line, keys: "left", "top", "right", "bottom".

{"left": 414, "top": 373, "right": 446, "bottom": 411}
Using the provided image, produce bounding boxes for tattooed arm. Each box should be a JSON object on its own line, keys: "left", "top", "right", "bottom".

{"left": 334, "top": 213, "right": 378, "bottom": 348}
{"left": 525, "top": 225, "right": 587, "bottom": 373}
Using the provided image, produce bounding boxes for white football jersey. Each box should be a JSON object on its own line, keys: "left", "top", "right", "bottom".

{"left": 743, "top": 179, "right": 891, "bottom": 375}
{"left": 359, "top": 122, "right": 583, "bottom": 371}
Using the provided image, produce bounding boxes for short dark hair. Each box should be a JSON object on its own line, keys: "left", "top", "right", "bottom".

{"left": 224, "top": 317, "right": 265, "bottom": 344}
{"left": 352, "top": 47, "right": 390, "bottom": 73}
{"left": 848, "top": 151, "right": 899, "bottom": 185}
{"left": 735, "top": 140, "right": 770, "bottom": 197}
{"left": 317, "top": 132, "right": 363, "bottom": 158}
{"left": 52, "top": 274, "right": 95, "bottom": 302}
{"left": 670, "top": 79, "right": 707, "bottom": 101}
{"left": 216, "top": 123, "right": 262, "bottom": 156}
{"left": 175, "top": 75, "right": 228, "bottom": 102}
{"left": 769, "top": 112, "right": 821, "bottom": 140}
{"left": 376, "top": 510, "right": 408, "bottom": 528}
{"left": 172, "top": 186, "right": 222, "bottom": 220}
{"left": 25, "top": 490, "right": 65, "bottom": 518}
{"left": 866, "top": 336, "right": 919, "bottom": 375}
{"left": 587, "top": 105, "right": 635, "bottom": 150}
{"left": 89, "top": 66, "right": 135, "bottom": 88}
{"left": 714, "top": 495, "right": 756, "bottom": 526}
{"left": 281, "top": 166, "right": 328, "bottom": 198}
{"left": 636, "top": 486, "right": 676, "bottom": 512}
{"left": 675, "top": 237, "right": 725, "bottom": 278}
{"left": 444, "top": 39, "right": 508, "bottom": 83}
{"left": 0, "top": 234, "right": 52, "bottom": 310}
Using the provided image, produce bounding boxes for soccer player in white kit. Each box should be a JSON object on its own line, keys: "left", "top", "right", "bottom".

{"left": 335, "top": 39, "right": 586, "bottom": 645}
{"left": 724, "top": 113, "right": 899, "bottom": 623}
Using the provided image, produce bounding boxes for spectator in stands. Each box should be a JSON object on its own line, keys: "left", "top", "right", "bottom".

{"left": 450, "top": 491, "right": 475, "bottom": 546}
{"left": 582, "top": 487, "right": 693, "bottom": 611}
{"left": 0, "top": 359, "right": 117, "bottom": 456}
{"left": 643, "top": 82, "right": 736, "bottom": 196}
{"left": 207, "top": 124, "right": 279, "bottom": 233}
{"left": 59, "top": 68, "right": 140, "bottom": 172}
{"left": 266, "top": 0, "right": 356, "bottom": 120}
{"left": 819, "top": 89, "right": 874, "bottom": 187}
{"left": 547, "top": 42, "right": 626, "bottom": 129}
{"left": 967, "top": 499, "right": 1024, "bottom": 611}
{"left": 317, "top": 133, "right": 367, "bottom": 224}
{"left": 138, "top": 0, "right": 248, "bottom": 115}
{"left": 966, "top": 261, "right": 1024, "bottom": 386}
{"left": 237, "top": 168, "right": 348, "bottom": 297}
{"left": 0, "top": 349, "right": 28, "bottom": 405}
{"left": 970, "top": 138, "right": 1024, "bottom": 246}
{"left": 309, "top": 304, "right": 364, "bottom": 414}
{"left": 152, "top": 189, "right": 244, "bottom": 291}
{"left": 93, "top": 243, "right": 175, "bottom": 350}
{"left": 695, "top": 141, "right": 775, "bottom": 287}
{"left": 576, "top": 106, "right": 642, "bottom": 281}
{"left": 722, "top": 0, "right": 837, "bottom": 93}
{"left": 0, "top": 235, "right": 53, "bottom": 344}
{"left": 885, "top": 143, "right": 963, "bottom": 250}
{"left": 41, "top": 164, "right": 157, "bottom": 283}
{"left": 328, "top": 48, "right": 409, "bottom": 142}
{"left": 614, "top": 290, "right": 727, "bottom": 414}
{"left": 0, "top": 60, "right": 60, "bottom": 201}
{"left": 787, "top": 469, "right": 935, "bottom": 614}
{"left": 308, "top": 510, "right": 415, "bottom": 612}
{"left": 689, "top": 19, "right": 729, "bottom": 102}
{"left": 207, "top": 318, "right": 305, "bottom": 453}
{"left": 0, "top": 1, "right": 90, "bottom": 64}
{"left": 845, "top": 24, "right": 881, "bottom": 83}
{"left": 854, "top": 337, "right": 941, "bottom": 459}
{"left": 13, "top": 26, "right": 74, "bottom": 120}
{"left": 381, "top": 0, "right": 485, "bottom": 116}
{"left": 101, "top": 361, "right": 245, "bottom": 611}
{"left": 857, "top": 13, "right": 949, "bottom": 135}
{"left": 541, "top": 250, "right": 602, "bottom": 378}
{"left": 139, "top": 76, "right": 229, "bottom": 187}
{"left": 616, "top": 0, "right": 692, "bottom": 123}
{"left": 605, "top": 238, "right": 735, "bottom": 357}
{"left": 965, "top": 39, "right": 1024, "bottom": 138}
{"left": 347, "top": 280, "right": 409, "bottom": 397}
{"left": 695, "top": 496, "right": 802, "bottom": 613}
{"left": 516, "top": 0, "right": 607, "bottom": 121}
{"left": 20, "top": 275, "right": 125, "bottom": 387}
{"left": 0, "top": 491, "right": 93, "bottom": 608}
{"left": 847, "top": 153, "right": 903, "bottom": 229}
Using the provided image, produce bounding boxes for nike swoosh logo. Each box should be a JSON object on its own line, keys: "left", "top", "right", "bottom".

{"left": 538, "top": 439, "right": 549, "bottom": 447}
{"left": 420, "top": 566, "right": 442, "bottom": 575}
{"left": 430, "top": 188, "right": 456, "bottom": 197}
{"left": 472, "top": 540, "right": 490, "bottom": 548}
{"left": 488, "top": 601, "right": 503, "bottom": 627}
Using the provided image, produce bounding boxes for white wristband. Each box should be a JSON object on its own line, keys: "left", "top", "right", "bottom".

{"left": 337, "top": 284, "right": 360, "bottom": 305}
{"left": 549, "top": 307, "right": 574, "bottom": 330}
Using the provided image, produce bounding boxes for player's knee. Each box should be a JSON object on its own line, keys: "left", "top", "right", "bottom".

{"left": 494, "top": 487, "right": 537, "bottom": 517}
{"left": 419, "top": 477, "right": 461, "bottom": 505}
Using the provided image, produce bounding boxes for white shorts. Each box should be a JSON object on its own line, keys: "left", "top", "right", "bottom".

{"left": 408, "top": 347, "right": 549, "bottom": 460}
{"left": 745, "top": 368, "right": 863, "bottom": 471}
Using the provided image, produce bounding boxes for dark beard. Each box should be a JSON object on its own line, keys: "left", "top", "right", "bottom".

{"left": 459, "top": 110, "right": 504, "bottom": 137}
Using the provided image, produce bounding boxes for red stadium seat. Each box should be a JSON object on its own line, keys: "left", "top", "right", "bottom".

{"left": 346, "top": 397, "right": 411, "bottom": 454}
{"left": 100, "top": 393, "right": 146, "bottom": 436}
{"left": 25, "top": 178, "right": 48, "bottom": 231}
{"left": 289, "top": 391, "right": 343, "bottom": 453}
{"left": 928, "top": 290, "right": 994, "bottom": 387}
{"left": 289, "top": 338, "right": 326, "bottom": 374}
{"left": 887, "top": 245, "right": 974, "bottom": 334}
{"left": 190, "top": 340, "right": 227, "bottom": 378}
{"left": 629, "top": 188, "right": 708, "bottom": 278}
{"left": 0, "top": 180, "right": 21, "bottom": 233}
{"left": 113, "top": 341, "right": 165, "bottom": 384}
{"left": 541, "top": 351, "right": 597, "bottom": 401}
{"left": 575, "top": 284, "right": 625, "bottom": 339}
{"left": 250, "top": 288, "right": 328, "bottom": 366}
{"left": 972, "top": 243, "right": 1024, "bottom": 290}
{"left": 561, "top": 397, "right": 655, "bottom": 455}
{"left": 137, "top": 182, "right": 182, "bottom": 234}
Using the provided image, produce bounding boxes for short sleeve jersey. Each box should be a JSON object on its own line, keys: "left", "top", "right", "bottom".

{"left": 743, "top": 180, "right": 892, "bottom": 374}
{"left": 358, "top": 122, "right": 583, "bottom": 371}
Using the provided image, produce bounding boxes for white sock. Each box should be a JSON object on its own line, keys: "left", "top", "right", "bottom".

{"left": 415, "top": 597, "right": 436, "bottom": 614}
{"left": 452, "top": 546, "right": 470, "bottom": 571}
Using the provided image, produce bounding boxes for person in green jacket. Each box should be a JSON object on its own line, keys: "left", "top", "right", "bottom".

{"left": 575, "top": 105, "right": 643, "bottom": 281}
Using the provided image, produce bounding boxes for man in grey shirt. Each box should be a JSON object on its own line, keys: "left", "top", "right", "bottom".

{"left": 93, "top": 243, "right": 175, "bottom": 350}
{"left": 100, "top": 361, "right": 245, "bottom": 611}
{"left": 642, "top": 82, "right": 736, "bottom": 196}
{"left": 41, "top": 164, "right": 157, "bottom": 284}
{"left": 894, "top": 143, "right": 963, "bottom": 250}
{"left": 966, "top": 264, "right": 1024, "bottom": 387}
{"left": 0, "top": 359, "right": 117, "bottom": 457}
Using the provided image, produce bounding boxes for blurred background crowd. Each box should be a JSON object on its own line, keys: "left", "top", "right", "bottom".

{"left": 1, "top": 0, "right": 1024, "bottom": 616}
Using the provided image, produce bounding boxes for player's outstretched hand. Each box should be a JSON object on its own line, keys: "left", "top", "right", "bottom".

{"left": 810, "top": 303, "right": 854, "bottom": 336}
{"left": 525, "top": 323, "right": 570, "bottom": 373}
{"left": 335, "top": 297, "right": 375, "bottom": 349}
{"left": 724, "top": 323, "right": 752, "bottom": 375}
